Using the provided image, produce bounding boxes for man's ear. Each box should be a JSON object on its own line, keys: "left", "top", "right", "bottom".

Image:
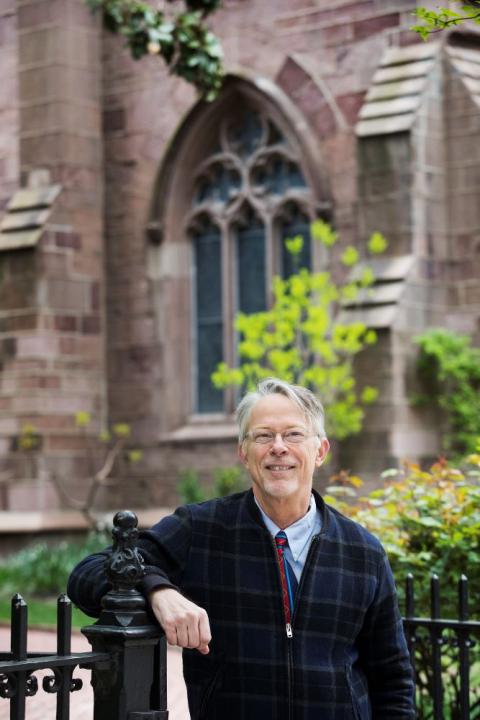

{"left": 315, "top": 438, "right": 330, "bottom": 468}
{"left": 238, "top": 443, "right": 247, "bottom": 465}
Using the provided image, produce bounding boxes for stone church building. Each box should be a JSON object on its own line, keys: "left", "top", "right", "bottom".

{"left": 0, "top": 0, "right": 479, "bottom": 515}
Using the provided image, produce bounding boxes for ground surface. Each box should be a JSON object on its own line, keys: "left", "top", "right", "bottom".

{"left": 0, "top": 627, "right": 190, "bottom": 719}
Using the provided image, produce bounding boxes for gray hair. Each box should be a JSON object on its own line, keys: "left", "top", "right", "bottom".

{"left": 236, "top": 377, "right": 327, "bottom": 444}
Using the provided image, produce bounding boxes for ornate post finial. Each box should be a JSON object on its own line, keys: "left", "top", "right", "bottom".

{"left": 100, "top": 510, "right": 148, "bottom": 624}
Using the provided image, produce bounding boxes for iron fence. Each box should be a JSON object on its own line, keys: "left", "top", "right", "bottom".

{"left": 0, "top": 510, "right": 168, "bottom": 720}
{"left": 404, "top": 573, "right": 480, "bottom": 720}
{"left": 0, "top": 509, "right": 479, "bottom": 719}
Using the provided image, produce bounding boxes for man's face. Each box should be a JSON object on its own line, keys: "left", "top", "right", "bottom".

{"left": 238, "top": 394, "right": 329, "bottom": 509}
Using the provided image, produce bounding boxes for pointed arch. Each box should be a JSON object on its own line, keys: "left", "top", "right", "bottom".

{"left": 148, "top": 73, "right": 331, "bottom": 423}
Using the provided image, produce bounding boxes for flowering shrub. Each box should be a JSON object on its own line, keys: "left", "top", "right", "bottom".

{"left": 326, "top": 449, "right": 480, "bottom": 718}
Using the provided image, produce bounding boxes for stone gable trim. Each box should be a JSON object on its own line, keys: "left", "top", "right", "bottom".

{"left": 355, "top": 42, "right": 441, "bottom": 137}
{"left": 0, "top": 183, "right": 61, "bottom": 251}
{"left": 339, "top": 254, "right": 416, "bottom": 328}
{"left": 447, "top": 44, "right": 480, "bottom": 108}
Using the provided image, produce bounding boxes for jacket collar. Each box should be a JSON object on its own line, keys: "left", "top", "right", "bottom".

{"left": 244, "top": 487, "right": 329, "bottom": 536}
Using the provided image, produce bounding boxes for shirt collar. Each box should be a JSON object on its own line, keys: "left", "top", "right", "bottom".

{"left": 254, "top": 494, "right": 318, "bottom": 562}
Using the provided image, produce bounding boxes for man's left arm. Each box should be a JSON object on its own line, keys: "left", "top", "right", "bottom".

{"left": 358, "top": 552, "right": 415, "bottom": 719}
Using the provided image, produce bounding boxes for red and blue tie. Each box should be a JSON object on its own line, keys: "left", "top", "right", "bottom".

{"left": 275, "top": 531, "right": 298, "bottom": 625}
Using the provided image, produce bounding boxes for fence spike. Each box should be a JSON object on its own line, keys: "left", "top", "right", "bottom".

{"left": 57, "top": 593, "right": 72, "bottom": 655}
{"left": 430, "top": 574, "right": 440, "bottom": 619}
{"left": 405, "top": 573, "right": 415, "bottom": 617}
{"left": 11, "top": 594, "right": 28, "bottom": 660}
{"left": 458, "top": 574, "right": 469, "bottom": 622}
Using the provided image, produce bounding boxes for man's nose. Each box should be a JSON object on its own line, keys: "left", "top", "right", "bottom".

{"left": 270, "top": 433, "right": 288, "bottom": 453}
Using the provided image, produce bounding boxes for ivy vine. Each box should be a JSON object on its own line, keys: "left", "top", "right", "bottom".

{"left": 414, "top": 328, "right": 480, "bottom": 458}
{"left": 86, "top": 0, "right": 224, "bottom": 100}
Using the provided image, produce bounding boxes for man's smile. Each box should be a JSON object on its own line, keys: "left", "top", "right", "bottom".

{"left": 265, "top": 463, "right": 296, "bottom": 471}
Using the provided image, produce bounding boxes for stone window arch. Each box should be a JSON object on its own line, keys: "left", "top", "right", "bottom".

{"left": 149, "top": 76, "right": 329, "bottom": 429}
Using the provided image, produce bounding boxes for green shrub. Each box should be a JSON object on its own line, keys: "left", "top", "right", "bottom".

{"left": 177, "top": 466, "right": 246, "bottom": 504}
{"left": 414, "top": 329, "right": 480, "bottom": 458}
{"left": 326, "top": 450, "right": 480, "bottom": 718}
{"left": 0, "top": 532, "right": 108, "bottom": 598}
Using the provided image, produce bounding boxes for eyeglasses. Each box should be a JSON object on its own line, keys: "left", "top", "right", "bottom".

{"left": 247, "top": 430, "right": 314, "bottom": 445}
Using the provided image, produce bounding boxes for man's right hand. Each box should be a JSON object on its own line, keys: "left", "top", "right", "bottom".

{"left": 148, "top": 587, "right": 211, "bottom": 655}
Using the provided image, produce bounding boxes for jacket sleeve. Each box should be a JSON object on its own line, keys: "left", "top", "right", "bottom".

{"left": 67, "top": 505, "right": 193, "bottom": 617}
{"left": 357, "top": 551, "right": 415, "bottom": 719}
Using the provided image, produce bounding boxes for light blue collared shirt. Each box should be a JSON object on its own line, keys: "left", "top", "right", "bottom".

{"left": 255, "top": 494, "right": 322, "bottom": 583}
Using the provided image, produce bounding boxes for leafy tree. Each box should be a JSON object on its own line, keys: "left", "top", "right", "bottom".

{"left": 85, "top": 0, "right": 224, "bottom": 99}
{"left": 15, "top": 413, "right": 143, "bottom": 529}
{"left": 212, "top": 222, "right": 387, "bottom": 440}
{"left": 413, "top": 1, "right": 480, "bottom": 39}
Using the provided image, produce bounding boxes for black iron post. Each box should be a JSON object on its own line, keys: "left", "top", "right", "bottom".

{"left": 82, "top": 510, "right": 168, "bottom": 720}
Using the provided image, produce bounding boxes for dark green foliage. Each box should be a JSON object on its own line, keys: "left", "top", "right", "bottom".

{"left": 85, "top": 0, "right": 224, "bottom": 99}
{"left": 0, "top": 532, "right": 108, "bottom": 598}
{"left": 177, "top": 468, "right": 207, "bottom": 504}
{"left": 177, "top": 466, "right": 246, "bottom": 504}
{"left": 414, "top": 329, "right": 480, "bottom": 458}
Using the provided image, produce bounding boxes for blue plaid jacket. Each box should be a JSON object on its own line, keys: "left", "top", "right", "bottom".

{"left": 68, "top": 490, "right": 415, "bottom": 720}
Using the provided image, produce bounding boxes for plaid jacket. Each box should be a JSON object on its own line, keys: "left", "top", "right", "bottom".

{"left": 68, "top": 489, "right": 415, "bottom": 720}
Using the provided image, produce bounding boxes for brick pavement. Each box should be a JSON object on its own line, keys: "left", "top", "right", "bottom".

{"left": 0, "top": 627, "right": 190, "bottom": 720}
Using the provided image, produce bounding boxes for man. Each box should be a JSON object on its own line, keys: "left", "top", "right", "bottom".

{"left": 68, "top": 378, "right": 415, "bottom": 719}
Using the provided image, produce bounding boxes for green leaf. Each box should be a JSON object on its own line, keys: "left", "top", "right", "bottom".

{"left": 367, "top": 231, "right": 388, "bottom": 255}
{"left": 284, "top": 234, "right": 304, "bottom": 256}
{"left": 340, "top": 246, "right": 359, "bottom": 267}
{"left": 310, "top": 219, "right": 337, "bottom": 246}
{"left": 112, "top": 422, "right": 131, "bottom": 437}
{"left": 361, "top": 386, "right": 378, "bottom": 404}
{"left": 75, "top": 411, "right": 91, "bottom": 427}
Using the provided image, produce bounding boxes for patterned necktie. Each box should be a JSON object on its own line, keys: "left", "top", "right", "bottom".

{"left": 275, "top": 531, "right": 299, "bottom": 625}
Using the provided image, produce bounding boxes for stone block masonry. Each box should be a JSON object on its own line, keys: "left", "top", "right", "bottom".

{"left": 0, "top": 0, "right": 106, "bottom": 512}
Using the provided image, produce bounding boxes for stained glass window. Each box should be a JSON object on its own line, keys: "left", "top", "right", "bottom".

{"left": 193, "top": 219, "right": 224, "bottom": 412}
{"left": 236, "top": 207, "right": 266, "bottom": 314}
{"left": 188, "top": 105, "right": 316, "bottom": 413}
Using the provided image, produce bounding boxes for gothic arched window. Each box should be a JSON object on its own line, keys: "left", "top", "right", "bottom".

{"left": 187, "top": 105, "right": 318, "bottom": 414}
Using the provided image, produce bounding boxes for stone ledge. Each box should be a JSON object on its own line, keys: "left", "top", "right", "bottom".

{"left": 0, "top": 507, "right": 173, "bottom": 534}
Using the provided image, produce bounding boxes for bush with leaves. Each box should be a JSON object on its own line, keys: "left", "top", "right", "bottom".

{"left": 178, "top": 466, "right": 246, "bottom": 504}
{"left": 0, "top": 533, "right": 109, "bottom": 598}
{"left": 326, "top": 450, "right": 480, "bottom": 718}
{"left": 413, "top": 328, "right": 480, "bottom": 459}
{"left": 212, "top": 221, "right": 387, "bottom": 441}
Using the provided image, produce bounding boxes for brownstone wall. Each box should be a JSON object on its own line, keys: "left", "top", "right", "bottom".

{"left": 1, "top": 1, "right": 479, "bottom": 512}
{"left": 0, "top": 0, "right": 106, "bottom": 511}
{"left": 0, "top": 0, "right": 20, "bottom": 211}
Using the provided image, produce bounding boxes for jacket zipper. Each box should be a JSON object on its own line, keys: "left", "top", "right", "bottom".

{"left": 271, "top": 533, "right": 321, "bottom": 720}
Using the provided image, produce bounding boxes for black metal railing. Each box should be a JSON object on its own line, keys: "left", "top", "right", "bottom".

{"left": 403, "top": 573, "right": 480, "bottom": 720}
{"left": 0, "top": 510, "right": 169, "bottom": 720}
